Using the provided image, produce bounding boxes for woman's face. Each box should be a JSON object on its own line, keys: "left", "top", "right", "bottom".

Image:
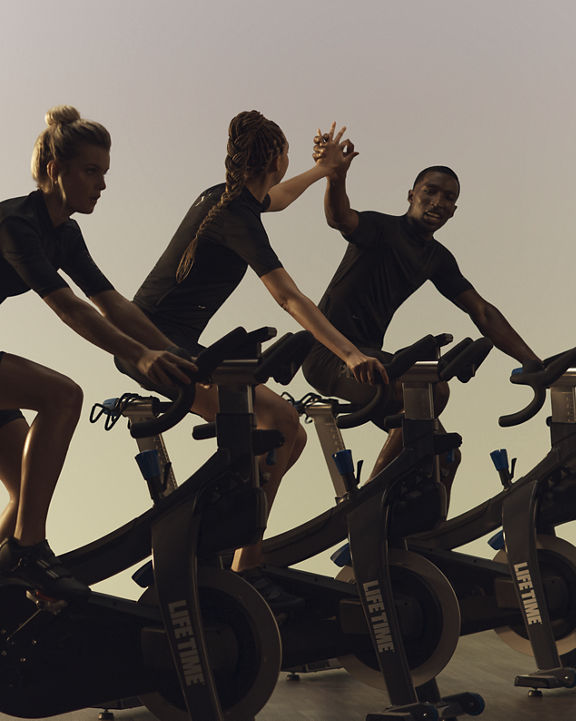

{"left": 57, "top": 144, "right": 109, "bottom": 215}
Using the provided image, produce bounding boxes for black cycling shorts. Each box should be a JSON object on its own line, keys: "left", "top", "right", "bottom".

{"left": 302, "top": 343, "right": 401, "bottom": 431}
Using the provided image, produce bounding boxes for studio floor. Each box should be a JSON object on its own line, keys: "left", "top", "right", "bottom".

{"left": 0, "top": 631, "right": 573, "bottom": 721}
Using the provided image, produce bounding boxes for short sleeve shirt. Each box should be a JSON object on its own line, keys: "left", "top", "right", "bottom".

{"left": 134, "top": 183, "right": 283, "bottom": 344}
{"left": 0, "top": 190, "right": 114, "bottom": 303}
{"left": 318, "top": 211, "right": 473, "bottom": 348}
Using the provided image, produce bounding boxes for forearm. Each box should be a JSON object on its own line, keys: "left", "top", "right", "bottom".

{"left": 45, "top": 293, "right": 146, "bottom": 364}
{"left": 97, "top": 293, "right": 174, "bottom": 349}
{"left": 472, "top": 305, "right": 540, "bottom": 364}
{"left": 325, "top": 174, "right": 355, "bottom": 231}
{"left": 281, "top": 293, "right": 359, "bottom": 364}
{"left": 268, "top": 165, "right": 328, "bottom": 211}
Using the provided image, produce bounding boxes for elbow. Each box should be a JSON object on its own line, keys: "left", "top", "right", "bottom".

{"left": 325, "top": 208, "right": 344, "bottom": 230}
{"left": 273, "top": 290, "right": 300, "bottom": 316}
{"left": 469, "top": 307, "right": 493, "bottom": 334}
{"left": 325, "top": 209, "right": 355, "bottom": 234}
{"left": 275, "top": 295, "right": 290, "bottom": 313}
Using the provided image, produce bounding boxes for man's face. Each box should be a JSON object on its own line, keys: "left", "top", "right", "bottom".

{"left": 406, "top": 171, "right": 459, "bottom": 235}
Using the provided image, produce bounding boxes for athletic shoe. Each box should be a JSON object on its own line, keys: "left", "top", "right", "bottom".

{"left": 0, "top": 538, "right": 90, "bottom": 599}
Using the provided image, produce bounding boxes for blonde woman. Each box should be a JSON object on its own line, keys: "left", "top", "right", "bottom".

{"left": 0, "top": 106, "right": 195, "bottom": 597}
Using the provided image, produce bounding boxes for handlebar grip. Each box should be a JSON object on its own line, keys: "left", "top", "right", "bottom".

{"left": 129, "top": 383, "right": 197, "bottom": 438}
{"left": 386, "top": 334, "right": 445, "bottom": 379}
{"left": 130, "top": 327, "right": 249, "bottom": 439}
{"left": 254, "top": 331, "right": 314, "bottom": 385}
{"left": 498, "top": 347, "right": 576, "bottom": 427}
{"left": 193, "top": 327, "right": 250, "bottom": 380}
{"left": 498, "top": 387, "right": 547, "bottom": 428}
{"left": 334, "top": 333, "right": 452, "bottom": 430}
{"left": 437, "top": 338, "right": 473, "bottom": 377}
{"left": 337, "top": 383, "right": 386, "bottom": 429}
{"left": 439, "top": 337, "right": 493, "bottom": 383}
{"left": 541, "top": 347, "right": 576, "bottom": 385}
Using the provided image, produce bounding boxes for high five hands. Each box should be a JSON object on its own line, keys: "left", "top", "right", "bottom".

{"left": 313, "top": 122, "right": 359, "bottom": 176}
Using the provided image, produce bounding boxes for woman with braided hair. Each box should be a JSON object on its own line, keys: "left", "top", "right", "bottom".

{"left": 130, "top": 110, "right": 388, "bottom": 609}
{"left": 0, "top": 106, "right": 196, "bottom": 598}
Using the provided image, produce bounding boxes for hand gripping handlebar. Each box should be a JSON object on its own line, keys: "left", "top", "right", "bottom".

{"left": 336, "top": 333, "right": 453, "bottom": 430}
{"left": 498, "top": 347, "right": 576, "bottom": 427}
{"left": 129, "top": 327, "right": 249, "bottom": 439}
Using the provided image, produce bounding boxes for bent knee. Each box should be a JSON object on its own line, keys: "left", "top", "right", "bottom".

{"left": 293, "top": 423, "right": 307, "bottom": 455}
{"left": 255, "top": 391, "right": 302, "bottom": 438}
{"left": 40, "top": 375, "right": 83, "bottom": 417}
{"left": 434, "top": 382, "right": 450, "bottom": 414}
{"left": 275, "top": 402, "right": 303, "bottom": 441}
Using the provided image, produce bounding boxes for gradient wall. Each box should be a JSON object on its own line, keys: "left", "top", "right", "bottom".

{"left": 1, "top": 0, "right": 574, "bottom": 596}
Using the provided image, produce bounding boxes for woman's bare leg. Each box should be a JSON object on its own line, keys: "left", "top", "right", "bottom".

{"left": 232, "top": 385, "right": 306, "bottom": 572}
{"left": 0, "top": 417, "right": 28, "bottom": 541}
{"left": 191, "top": 383, "right": 306, "bottom": 571}
{"left": 0, "top": 354, "right": 83, "bottom": 545}
{"left": 0, "top": 354, "right": 89, "bottom": 597}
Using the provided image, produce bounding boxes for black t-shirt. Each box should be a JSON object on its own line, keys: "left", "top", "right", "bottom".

{"left": 0, "top": 190, "right": 114, "bottom": 303}
{"left": 134, "top": 183, "right": 283, "bottom": 347}
{"left": 318, "top": 211, "right": 473, "bottom": 348}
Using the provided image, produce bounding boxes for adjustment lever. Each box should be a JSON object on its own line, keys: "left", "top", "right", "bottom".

{"left": 192, "top": 422, "right": 216, "bottom": 440}
{"left": 433, "top": 432, "right": 462, "bottom": 455}
{"left": 490, "top": 448, "right": 515, "bottom": 487}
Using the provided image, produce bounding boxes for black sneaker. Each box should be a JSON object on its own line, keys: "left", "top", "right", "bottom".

{"left": 239, "top": 567, "right": 304, "bottom": 611}
{"left": 0, "top": 538, "right": 90, "bottom": 600}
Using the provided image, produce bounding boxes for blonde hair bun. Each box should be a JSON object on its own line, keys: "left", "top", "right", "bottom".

{"left": 31, "top": 105, "right": 110, "bottom": 190}
{"left": 45, "top": 105, "right": 81, "bottom": 127}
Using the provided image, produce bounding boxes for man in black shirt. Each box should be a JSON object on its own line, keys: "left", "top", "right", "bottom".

{"left": 303, "top": 128, "right": 540, "bottom": 499}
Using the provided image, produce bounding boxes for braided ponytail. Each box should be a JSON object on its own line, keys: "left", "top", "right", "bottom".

{"left": 176, "top": 110, "right": 285, "bottom": 282}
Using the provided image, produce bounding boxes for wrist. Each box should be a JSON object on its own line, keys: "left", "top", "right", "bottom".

{"left": 327, "top": 169, "right": 348, "bottom": 184}
{"left": 121, "top": 338, "right": 148, "bottom": 365}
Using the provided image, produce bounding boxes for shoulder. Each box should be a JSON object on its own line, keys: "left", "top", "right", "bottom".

{"left": 0, "top": 191, "right": 41, "bottom": 225}
{"left": 225, "top": 189, "right": 267, "bottom": 228}
{"left": 58, "top": 217, "right": 88, "bottom": 249}
{"left": 0, "top": 192, "right": 49, "bottom": 251}
{"left": 345, "top": 210, "right": 401, "bottom": 247}
{"left": 196, "top": 183, "right": 226, "bottom": 207}
{"left": 430, "top": 237, "right": 460, "bottom": 264}
{"left": 184, "top": 183, "right": 226, "bottom": 221}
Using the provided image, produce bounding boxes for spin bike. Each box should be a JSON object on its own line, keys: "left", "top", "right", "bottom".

{"left": 0, "top": 326, "right": 310, "bottom": 721}
{"left": 410, "top": 347, "right": 576, "bottom": 693}
{"left": 265, "top": 340, "right": 576, "bottom": 699}
{"left": 105, "top": 332, "right": 488, "bottom": 721}
{"left": 254, "top": 333, "right": 494, "bottom": 721}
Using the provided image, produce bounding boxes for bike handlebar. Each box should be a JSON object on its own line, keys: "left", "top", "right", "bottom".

{"left": 129, "top": 327, "right": 314, "bottom": 439}
{"left": 438, "top": 337, "right": 493, "bottom": 383}
{"left": 130, "top": 327, "right": 249, "bottom": 438}
{"left": 336, "top": 333, "right": 453, "bottom": 430}
{"left": 498, "top": 348, "right": 576, "bottom": 427}
{"left": 254, "top": 331, "right": 314, "bottom": 385}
